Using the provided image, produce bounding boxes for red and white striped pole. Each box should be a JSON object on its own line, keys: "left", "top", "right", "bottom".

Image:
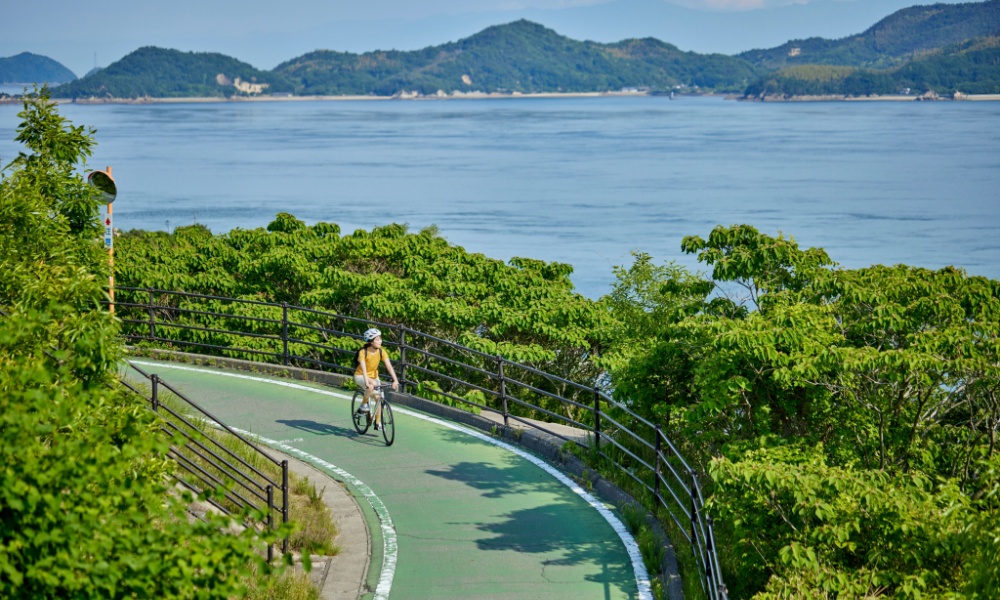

{"left": 89, "top": 167, "right": 118, "bottom": 314}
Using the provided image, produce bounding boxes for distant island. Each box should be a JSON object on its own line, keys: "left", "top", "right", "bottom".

{"left": 0, "top": 52, "right": 75, "bottom": 87}
{"left": 3, "top": 0, "right": 998, "bottom": 101}
{"left": 739, "top": 0, "right": 1000, "bottom": 99}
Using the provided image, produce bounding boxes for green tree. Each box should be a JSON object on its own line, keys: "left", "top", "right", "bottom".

{"left": 0, "top": 89, "right": 275, "bottom": 599}
{"left": 680, "top": 224, "right": 834, "bottom": 310}
{"left": 6, "top": 85, "right": 102, "bottom": 237}
{"left": 603, "top": 225, "right": 1000, "bottom": 598}
{"left": 811, "top": 265, "right": 1000, "bottom": 475}
{"left": 115, "top": 216, "right": 613, "bottom": 421}
{"left": 709, "top": 444, "right": 983, "bottom": 598}
{"left": 598, "top": 251, "right": 712, "bottom": 425}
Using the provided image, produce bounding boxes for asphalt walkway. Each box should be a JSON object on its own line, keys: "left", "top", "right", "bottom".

{"left": 129, "top": 359, "right": 649, "bottom": 600}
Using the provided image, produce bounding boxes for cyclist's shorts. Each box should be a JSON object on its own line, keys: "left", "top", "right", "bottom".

{"left": 354, "top": 375, "right": 373, "bottom": 393}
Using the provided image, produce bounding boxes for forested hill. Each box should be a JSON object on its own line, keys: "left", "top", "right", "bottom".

{"left": 740, "top": 0, "right": 1000, "bottom": 70}
{"left": 52, "top": 47, "right": 295, "bottom": 99}
{"left": 39, "top": 1, "right": 1000, "bottom": 99}
{"left": 273, "top": 20, "right": 756, "bottom": 95}
{"left": 740, "top": 0, "right": 1000, "bottom": 98}
{"left": 744, "top": 37, "right": 1000, "bottom": 98}
{"left": 0, "top": 52, "right": 76, "bottom": 85}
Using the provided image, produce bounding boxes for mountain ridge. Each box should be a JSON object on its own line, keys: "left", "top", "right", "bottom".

{"left": 0, "top": 52, "right": 76, "bottom": 85}
{"left": 3, "top": 0, "right": 993, "bottom": 99}
{"left": 52, "top": 47, "right": 294, "bottom": 99}
{"left": 740, "top": 0, "right": 1000, "bottom": 70}
{"left": 269, "top": 19, "right": 755, "bottom": 96}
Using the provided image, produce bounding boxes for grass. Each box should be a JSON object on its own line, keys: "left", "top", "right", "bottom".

{"left": 288, "top": 476, "right": 339, "bottom": 556}
{"left": 173, "top": 405, "right": 340, "bottom": 555}
{"left": 240, "top": 561, "right": 319, "bottom": 600}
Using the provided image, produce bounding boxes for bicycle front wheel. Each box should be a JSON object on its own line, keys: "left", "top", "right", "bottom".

{"left": 381, "top": 401, "right": 395, "bottom": 446}
{"left": 351, "top": 390, "right": 371, "bottom": 434}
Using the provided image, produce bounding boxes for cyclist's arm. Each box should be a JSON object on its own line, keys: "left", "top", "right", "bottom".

{"left": 383, "top": 351, "right": 399, "bottom": 391}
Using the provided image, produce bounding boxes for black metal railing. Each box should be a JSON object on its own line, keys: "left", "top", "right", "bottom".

{"left": 113, "top": 286, "right": 727, "bottom": 598}
{"left": 0, "top": 304, "right": 291, "bottom": 561}
{"left": 119, "top": 360, "right": 289, "bottom": 561}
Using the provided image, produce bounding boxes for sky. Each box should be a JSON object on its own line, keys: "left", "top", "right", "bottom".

{"left": 1, "top": 0, "right": 975, "bottom": 78}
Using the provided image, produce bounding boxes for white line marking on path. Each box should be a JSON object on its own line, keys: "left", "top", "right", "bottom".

{"left": 227, "top": 427, "right": 397, "bottom": 600}
{"left": 131, "top": 360, "right": 653, "bottom": 600}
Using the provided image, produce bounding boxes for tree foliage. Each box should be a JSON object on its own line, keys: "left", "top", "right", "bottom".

{"left": 893, "top": 37, "right": 1000, "bottom": 94}
{"left": 0, "top": 89, "right": 275, "bottom": 598}
{"left": 710, "top": 445, "right": 997, "bottom": 599}
{"left": 116, "top": 216, "right": 610, "bottom": 380}
{"left": 602, "top": 224, "right": 1000, "bottom": 598}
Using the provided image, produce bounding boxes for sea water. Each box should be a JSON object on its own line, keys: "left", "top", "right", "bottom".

{"left": 1, "top": 95, "right": 998, "bottom": 298}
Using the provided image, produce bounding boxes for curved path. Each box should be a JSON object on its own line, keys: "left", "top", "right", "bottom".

{"left": 131, "top": 359, "right": 649, "bottom": 600}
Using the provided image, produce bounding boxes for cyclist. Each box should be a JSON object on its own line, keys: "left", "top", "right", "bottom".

{"left": 354, "top": 328, "right": 399, "bottom": 430}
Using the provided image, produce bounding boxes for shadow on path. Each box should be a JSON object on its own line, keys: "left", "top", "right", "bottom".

{"left": 277, "top": 418, "right": 366, "bottom": 440}
{"left": 425, "top": 458, "right": 557, "bottom": 499}
{"left": 477, "top": 503, "right": 637, "bottom": 600}
{"left": 424, "top": 436, "right": 639, "bottom": 599}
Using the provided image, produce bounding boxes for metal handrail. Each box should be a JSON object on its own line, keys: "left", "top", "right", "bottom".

{"left": 0, "top": 304, "right": 291, "bottom": 561}
{"left": 121, "top": 359, "right": 290, "bottom": 559}
{"left": 112, "top": 286, "right": 728, "bottom": 598}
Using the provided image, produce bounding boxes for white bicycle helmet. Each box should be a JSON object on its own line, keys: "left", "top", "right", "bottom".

{"left": 363, "top": 328, "right": 382, "bottom": 342}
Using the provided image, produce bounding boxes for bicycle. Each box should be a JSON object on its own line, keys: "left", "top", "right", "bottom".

{"left": 351, "top": 382, "right": 395, "bottom": 446}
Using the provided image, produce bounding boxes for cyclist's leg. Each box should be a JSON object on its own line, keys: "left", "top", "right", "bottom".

{"left": 370, "top": 390, "right": 382, "bottom": 425}
{"left": 354, "top": 375, "right": 374, "bottom": 412}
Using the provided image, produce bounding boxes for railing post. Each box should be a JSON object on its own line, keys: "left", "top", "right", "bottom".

{"left": 706, "top": 514, "right": 720, "bottom": 599}
{"left": 151, "top": 374, "right": 160, "bottom": 412}
{"left": 593, "top": 387, "right": 601, "bottom": 450}
{"left": 689, "top": 469, "right": 699, "bottom": 556}
{"left": 498, "top": 356, "right": 509, "bottom": 431}
{"left": 266, "top": 485, "right": 274, "bottom": 563}
{"left": 282, "top": 460, "right": 289, "bottom": 554}
{"left": 653, "top": 426, "right": 662, "bottom": 505}
{"left": 398, "top": 326, "right": 407, "bottom": 394}
{"left": 148, "top": 288, "right": 156, "bottom": 340}
{"left": 281, "top": 303, "right": 289, "bottom": 366}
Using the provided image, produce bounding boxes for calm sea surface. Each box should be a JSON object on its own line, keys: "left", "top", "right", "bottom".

{"left": 2, "top": 96, "right": 998, "bottom": 298}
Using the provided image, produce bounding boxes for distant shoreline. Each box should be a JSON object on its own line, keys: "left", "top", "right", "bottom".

{"left": 42, "top": 90, "right": 653, "bottom": 105}
{"left": 2, "top": 91, "right": 999, "bottom": 105}
{"left": 737, "top": 93, "right": 1000, "bottom": 102}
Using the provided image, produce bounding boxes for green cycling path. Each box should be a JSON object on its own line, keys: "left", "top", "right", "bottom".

{"left": 129, "top": 359, "right": 649, "bottom": 600}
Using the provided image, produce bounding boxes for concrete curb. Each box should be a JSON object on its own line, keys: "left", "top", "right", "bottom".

{"left": 267, "top": 448, "right": 372, "bottom": 600}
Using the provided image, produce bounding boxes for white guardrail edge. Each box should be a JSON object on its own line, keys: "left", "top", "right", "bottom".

{"left": 129, "top": 360, "right": 653, "bottom": 600}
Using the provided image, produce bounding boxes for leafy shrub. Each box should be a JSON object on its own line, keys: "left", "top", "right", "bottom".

{"left": 0, "top": 88, "right": 280, "bottom": 599}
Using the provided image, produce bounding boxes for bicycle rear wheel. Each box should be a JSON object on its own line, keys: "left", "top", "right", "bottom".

{"left": 351, "top": 390, "right": 371, "bottom": 434}
{"left": 380, "top": 401, "right": 395, "bottom": 446}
